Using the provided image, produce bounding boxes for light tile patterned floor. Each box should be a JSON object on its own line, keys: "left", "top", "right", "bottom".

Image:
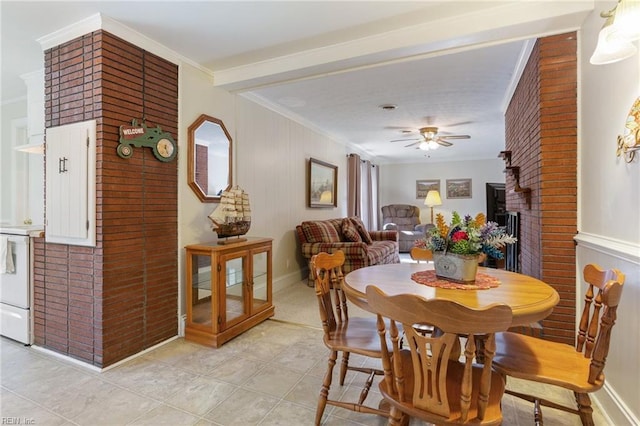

{"left": 1, "top": 278, "right": 612, "bottom": 425}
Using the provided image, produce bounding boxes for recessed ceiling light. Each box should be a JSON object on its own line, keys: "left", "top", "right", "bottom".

{"left": 379, "top": 104, "right": 398, "bottom": 110}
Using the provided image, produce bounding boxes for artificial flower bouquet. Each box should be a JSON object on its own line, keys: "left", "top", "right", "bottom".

{"left": 416, "top": 212, "right": 517, "bottom": 259}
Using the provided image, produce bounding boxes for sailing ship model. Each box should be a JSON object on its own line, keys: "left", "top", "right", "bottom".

{"left": 208, "top": 186, "right": 251, "bottom": 244}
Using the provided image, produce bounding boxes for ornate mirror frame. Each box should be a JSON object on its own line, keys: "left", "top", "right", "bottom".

{"left": 187, "top": 114, "right": 232, "bottom": 202}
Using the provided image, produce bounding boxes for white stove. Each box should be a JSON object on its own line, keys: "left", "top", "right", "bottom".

{"left": 1, "top": 224, "right": 43, "bottom": 344}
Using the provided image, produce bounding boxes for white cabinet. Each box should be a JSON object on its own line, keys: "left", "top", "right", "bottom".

{"left": 20, "top": 69, "right": 45, "bottom": 147}
{"left": 45, "top": 120, "right": 96, "bottom": 247}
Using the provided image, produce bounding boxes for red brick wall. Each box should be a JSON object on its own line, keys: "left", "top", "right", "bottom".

{"left": 195, "top": 144, "right": 208, "bottom": 194}
{"left": 505, "top": 33, "right": 577, "bottom": 345}
{"left": 35, "top": 31, "right": 178, "bottom": 367}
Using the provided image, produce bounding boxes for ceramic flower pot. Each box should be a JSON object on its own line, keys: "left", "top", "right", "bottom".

{"left": 433, "top": 252, "right": 480, "bottom": 283}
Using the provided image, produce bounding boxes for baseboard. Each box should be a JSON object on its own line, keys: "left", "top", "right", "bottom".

{"left": 31, "top": 335, "right": 179, "bottom": 373}
{"left": 594, "top": 382, "right": 640, "bottom": 426}
{"left": 273, "top": 269, "right": 307, "bottom": 293}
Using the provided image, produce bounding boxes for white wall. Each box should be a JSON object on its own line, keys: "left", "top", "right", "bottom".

{"left": 379, "top": 159, "right": 505, "bottom": 225}
{"left": 577, "top": 2, "right": 640, "bottom": 425}
{"left": 0, "top": 99, "right": 26, "bottom": 224}
{"left": 177, "top": 63, "right": 350, "bottom": 316}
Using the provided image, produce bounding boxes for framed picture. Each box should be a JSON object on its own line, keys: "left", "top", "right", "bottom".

{"left": 446, "top": 178, "right": 472, "bottom": 199}
{"left": 308, "top": 158, "right": 337, "bottom": 208}
{"left": 416, "top": 179, "right": 441, "bottom": 199}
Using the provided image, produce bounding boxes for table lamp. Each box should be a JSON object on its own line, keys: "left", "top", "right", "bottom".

{"left": 424, "top": 190, "right": 442, "bottom": 223}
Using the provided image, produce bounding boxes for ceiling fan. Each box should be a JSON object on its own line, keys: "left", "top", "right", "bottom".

{"left": 391, "top": 126, "right": 470, "bottom": 150}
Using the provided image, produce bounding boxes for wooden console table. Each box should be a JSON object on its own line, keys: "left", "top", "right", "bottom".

{"left": 184, "top": 237, "right": 274, "bottom": 347}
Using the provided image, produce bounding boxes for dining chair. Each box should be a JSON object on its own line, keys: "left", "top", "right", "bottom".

{"left": 492, "top": 263, "right": 625, "bottom": 426}
{"left": 366, "top": 285, "right": 513, "bottom": 426}
{"left": 409, "top": 246, "right": 433, "bottom": 262}
{"left": 310, "top": 250, "right": 389, "bottom": 425}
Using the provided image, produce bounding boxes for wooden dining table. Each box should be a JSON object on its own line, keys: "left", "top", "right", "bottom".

{"left": 344, "top": 263, "right": 560, "bottom": 327}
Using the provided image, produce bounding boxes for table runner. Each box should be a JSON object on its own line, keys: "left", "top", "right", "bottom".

{"left": 411, "top": 270, "right": 501, "bottom": 290}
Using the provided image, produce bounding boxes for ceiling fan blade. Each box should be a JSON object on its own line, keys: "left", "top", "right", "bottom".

{"left": 436, "top": 138, "right": 453, "bottom": 147}
{"left": 391, "top": 138, "right": 420, "bottom": 143}
{"left": 404, "top": 142, "right": 420, "bottom": 148}
{"left": 439, "top": 134, "right": 470, "bottom": 140}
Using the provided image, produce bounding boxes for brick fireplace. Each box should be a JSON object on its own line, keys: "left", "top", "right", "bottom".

{"left": 505, "top": 32, "right": 578, "bottom": 345}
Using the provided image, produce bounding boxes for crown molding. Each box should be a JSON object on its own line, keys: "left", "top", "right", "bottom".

{"left": 36, "top": 13, "right": 213, "bottom": 79}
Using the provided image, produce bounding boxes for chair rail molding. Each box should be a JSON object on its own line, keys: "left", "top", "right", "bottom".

{"left": 574, "top": 232, "right": 640, "bottom": 265}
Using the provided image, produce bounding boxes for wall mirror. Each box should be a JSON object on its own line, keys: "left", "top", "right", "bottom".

{"left": 187, "top": 114, "right": 232, "bottom": 202}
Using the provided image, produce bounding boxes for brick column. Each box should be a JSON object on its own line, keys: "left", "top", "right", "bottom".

{"left": 35, "top": 30, "right": 178, "bottom": 367}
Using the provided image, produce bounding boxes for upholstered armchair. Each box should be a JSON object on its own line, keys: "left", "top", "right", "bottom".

{"left": 381, "top": 204, "right": 433, "bottom": 252}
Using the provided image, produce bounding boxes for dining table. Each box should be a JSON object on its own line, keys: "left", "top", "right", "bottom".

{"left": 343, "top": 262, "right": 560, "bottom": 327}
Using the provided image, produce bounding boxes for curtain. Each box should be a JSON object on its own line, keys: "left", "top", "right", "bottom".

{"left": 347, "top": 154, "right": 360, "bottom": 216}
{"left": 347, "top": 154, "right": 379, "bottom": 230}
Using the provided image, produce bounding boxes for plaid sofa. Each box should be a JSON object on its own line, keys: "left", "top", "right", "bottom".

{"left": 296, "top": 217, "right": 400, "bottom": 279}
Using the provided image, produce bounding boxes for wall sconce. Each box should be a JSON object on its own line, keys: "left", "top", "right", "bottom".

{"left": 424, "top": 190, "right": 442, "bottom": 224}
{"left": 616, "top": 97, "right": 640, "bottom": 163}
{"left": 590, "top": 0, "right": 640, "bottom": 65}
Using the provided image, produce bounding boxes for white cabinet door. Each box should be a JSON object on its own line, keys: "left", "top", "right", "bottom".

{"left": 45, "top": 120, "right": 96, "bottom": 247}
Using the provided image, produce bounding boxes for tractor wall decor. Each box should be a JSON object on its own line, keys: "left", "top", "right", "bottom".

{"left": 118, "top": 119, "right": 177, "bottom": 162}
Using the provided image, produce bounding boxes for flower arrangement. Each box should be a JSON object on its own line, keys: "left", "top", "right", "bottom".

{"left": 416, "top": 212, "right": 517, "bottom": 259}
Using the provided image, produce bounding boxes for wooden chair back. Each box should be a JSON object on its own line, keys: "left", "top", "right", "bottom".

{"left": 310, "top": 250, "right": 349, "bottom": 335}
{"left": 366, "top": 285, "right": 512, "bottom": 423}
{"left": 577, "top": 264, "right": 625, "bottom": 384}
{"left": 410, "top": 246, "right": 433, "bottom": 262}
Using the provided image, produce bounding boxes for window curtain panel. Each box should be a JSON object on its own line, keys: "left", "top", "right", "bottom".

{"left": 347, "top": 154, "right": 361, "bottom": 217}
{"left": 347, "top": 154, "right": 379, "bottom": 230}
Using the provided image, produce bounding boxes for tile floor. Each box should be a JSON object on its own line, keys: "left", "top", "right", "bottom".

{"left": 1, "top": 279, "right": 611, "bottom": 425}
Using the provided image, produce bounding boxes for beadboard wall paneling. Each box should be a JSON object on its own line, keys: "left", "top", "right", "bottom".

{"left": 235, "top": 97, "right": 349, "bottom": 281}
{"left": 576, "top": 240, "right": 639, "bottom": 426}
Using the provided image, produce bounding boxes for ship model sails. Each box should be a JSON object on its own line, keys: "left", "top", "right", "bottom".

{"left": 208, "top": 186, "right": 251, "bottom": 243}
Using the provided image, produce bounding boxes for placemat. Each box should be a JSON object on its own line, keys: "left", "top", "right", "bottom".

{"left": 411, "top": 270, "right": 501, "bottom": 290}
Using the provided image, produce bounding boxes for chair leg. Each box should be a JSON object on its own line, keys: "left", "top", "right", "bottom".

{"left": 575, "top": 392, "right": 595, "bottom": 426}
{"left": 534, "top": 398, "right": 544, "bottom": 426}
{"left": 339, "top": 351, "right": 350, "bottom": 385}
{"left": 316, "top": 350, "right": 337, "bottom": 426}
{"left": 388, "top": 406, "right": 404, "bottom": 426}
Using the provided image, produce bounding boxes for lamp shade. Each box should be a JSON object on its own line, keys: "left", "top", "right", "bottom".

{"left": 590, "top": 14, "right": 638, "bottom": 65}
{"left": 424, "top": 190, "right": 442, "bottom": 207}
{"left": 608, "top": 0, "right": 640, "bottom": 42}
{"left": 319, "top": 190, "right": 333, "bottom": 203}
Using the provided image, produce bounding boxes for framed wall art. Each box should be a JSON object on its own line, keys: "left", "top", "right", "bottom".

{"left": 308, "top": 158, "right": 337, "bottom": 208}
{"left": 446, "top": 178, "right": 472, "bottom": 199}
{"left": 416, "top": 179, "right": 441, "bottom": 199}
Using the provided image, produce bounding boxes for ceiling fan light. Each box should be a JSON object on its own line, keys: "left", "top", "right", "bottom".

{"left": 428, "top": 141, "right": 439, "bottom": 150}
{"left": 419, "top": 141, "right": 430, "bottom": 150}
